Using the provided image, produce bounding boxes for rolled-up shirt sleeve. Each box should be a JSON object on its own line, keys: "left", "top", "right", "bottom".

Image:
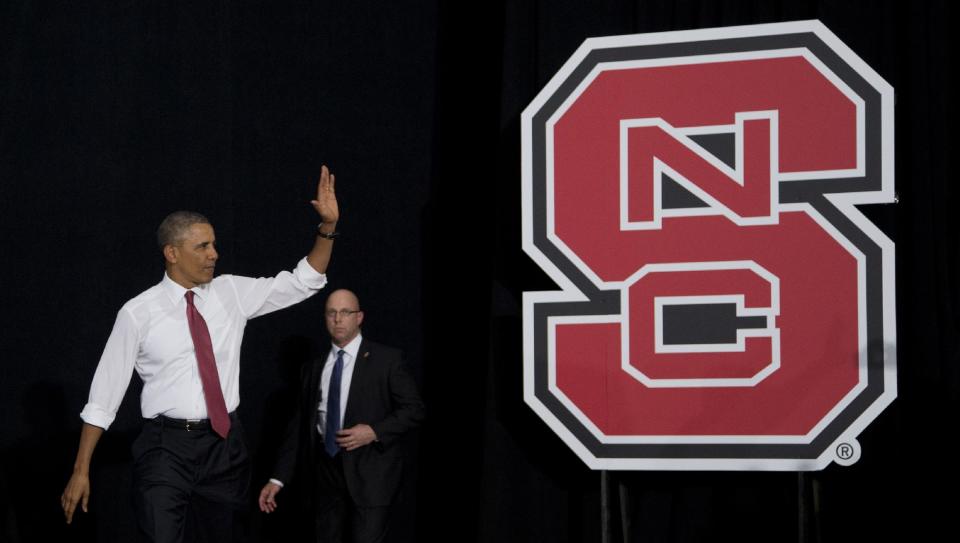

{"left": 80, "top": 308, "right": 140, "bottom": 430}
{"left": 229, "top": 257, "right": 328, "bottom": 319}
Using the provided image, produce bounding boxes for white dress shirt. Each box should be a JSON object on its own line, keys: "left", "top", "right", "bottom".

{"left": 317, "top": 333, "right": 362, "bottom": 437}
{"left": 80, "top": 258, "right": 327, "bottom": 430}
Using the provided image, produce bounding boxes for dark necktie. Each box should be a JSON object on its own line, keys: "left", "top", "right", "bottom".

{"left": 184, "top": 291, "right": 231, "bottom": 439}
{"left": 324, "top": 349, "right": 345, "bottom": 457}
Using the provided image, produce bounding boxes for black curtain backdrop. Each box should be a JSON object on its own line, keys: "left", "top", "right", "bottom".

{"left": 0, "top": 1, "right": 955, "bottom": 542}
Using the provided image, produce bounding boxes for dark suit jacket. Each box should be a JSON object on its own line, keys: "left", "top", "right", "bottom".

{"left": 272, "top": 339, "right": 425, "bottom": 507}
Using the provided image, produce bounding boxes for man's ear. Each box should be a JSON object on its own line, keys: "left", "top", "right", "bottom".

{"left": 356, "top": 311, "right": 364, "bottom": 327}
{"left": 163, "top": 244, "right": 178, "bottom": 264}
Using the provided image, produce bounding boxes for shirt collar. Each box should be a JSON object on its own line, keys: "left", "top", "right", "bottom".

{"left": 332, "top": 334, "right": 363, "bottom": 363}
{"left": 161, "top": 272, "right": 210, "bottom": 305}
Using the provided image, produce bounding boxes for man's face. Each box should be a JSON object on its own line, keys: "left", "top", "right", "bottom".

{"left": 166, "top": 223, "right": 218, "bottom": 288}
{"left": 325, "top": 290, "right": 363, "bottom": 347}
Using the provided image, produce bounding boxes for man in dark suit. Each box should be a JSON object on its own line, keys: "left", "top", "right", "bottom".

{"left": 259, "top": 289, "right": 424, "bottom": 543}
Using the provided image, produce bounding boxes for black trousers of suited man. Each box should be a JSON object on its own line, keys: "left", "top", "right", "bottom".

{"left": 312, "top": 450, "right": 391, "bottom": 543}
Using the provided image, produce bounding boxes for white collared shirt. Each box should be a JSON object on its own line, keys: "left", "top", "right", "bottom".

{"left": 317, "top": 333, "right": 362, "bottom": 436}
{"left": 80, "top": 258, "right": 327, "bottom": 429}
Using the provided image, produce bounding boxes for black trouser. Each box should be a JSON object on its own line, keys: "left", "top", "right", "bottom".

{"left": 313, "top": 450, "right": 390, "bottom": 543}
{"left": 132, "top": 413, "right": 249, "bottom": 543}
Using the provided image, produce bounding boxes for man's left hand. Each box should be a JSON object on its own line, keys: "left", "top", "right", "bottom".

{"left": 336, "top": 424, "right": 377, "bottom": 451}
{"left": 311, "top": 165, "right": 339, "bottom": 226}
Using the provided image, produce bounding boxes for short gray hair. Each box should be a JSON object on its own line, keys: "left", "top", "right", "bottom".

{"left": 157, "top": 211, "right": 211, "bottom": 249}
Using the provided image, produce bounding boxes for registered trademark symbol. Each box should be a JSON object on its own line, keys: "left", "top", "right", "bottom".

{"left": 836, "top": 443, "right": 854, "bottom": 460}
{"left": 832, "top": 439, "right": 861, "bottom": 466}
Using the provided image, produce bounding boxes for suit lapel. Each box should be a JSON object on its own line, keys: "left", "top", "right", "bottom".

{"left": 343, "top": 339, "right": 371, "bottom": 427}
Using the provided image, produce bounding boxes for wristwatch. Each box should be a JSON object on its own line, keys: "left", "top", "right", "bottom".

{"left": 317, "top": 224, "right": 340, "bottom": 240}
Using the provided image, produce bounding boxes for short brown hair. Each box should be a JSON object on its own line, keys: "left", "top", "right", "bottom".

{"left": 157, "top": 211, "right": 211, "bottom": 249}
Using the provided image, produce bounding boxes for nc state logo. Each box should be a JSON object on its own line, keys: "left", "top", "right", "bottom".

{"left": 521, "top": 21, "right": 895, "bottom": 470}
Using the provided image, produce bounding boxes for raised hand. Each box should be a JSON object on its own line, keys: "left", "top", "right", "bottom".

{"left": 310, "top": 165, "right": 339, "bottom": 226}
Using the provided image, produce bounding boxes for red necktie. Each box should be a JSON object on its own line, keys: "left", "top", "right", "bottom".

{"left": 185, "top": 291, "right": 231, "bottom": 438}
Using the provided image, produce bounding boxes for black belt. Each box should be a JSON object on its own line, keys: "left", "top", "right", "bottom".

{"left": 151, "top": 412, "right": 237, "bottom": 432}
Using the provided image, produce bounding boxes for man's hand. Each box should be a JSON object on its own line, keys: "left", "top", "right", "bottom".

{"left": 61, "top": 472, "right": 90, "bottom": 524}
{"left": 258, "top": 482, "right": 283, "bottom": 513}
{"left": 336, "top": 424, "right": 377, "bottom": 451}
{"left": 62, "top": 423, "right": 103, "bottom": 524}
{"left": 311, "top": 165, "right": 339, "bottom": 227}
